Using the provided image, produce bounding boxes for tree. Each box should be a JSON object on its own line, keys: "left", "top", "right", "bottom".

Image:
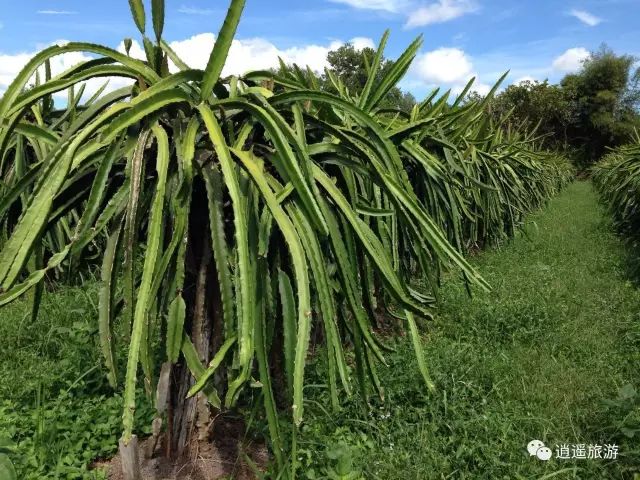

{"left": 324, "top": 43, "right": 417, "bottom": 112}
{"left": 483, "top": 46, "right": 640, "bottom": 168}
{"left": 561, "top": 46, "right": 640, "bottom": 165}
{"left": 491, "top": 80, "right": 575, "bottom": 149}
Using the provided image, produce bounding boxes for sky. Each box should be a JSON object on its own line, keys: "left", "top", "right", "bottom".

{"left": 0, "top": 0, "right": 639, "bottom": 99}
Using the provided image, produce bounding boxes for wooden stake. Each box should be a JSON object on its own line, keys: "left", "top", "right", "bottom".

{"left": 119, "top": 435, "right": 141, "bottom": 480}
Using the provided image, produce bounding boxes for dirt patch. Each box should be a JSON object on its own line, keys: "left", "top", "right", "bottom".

{"left": 93, "top": 418, "right": 269, "bottom": 480}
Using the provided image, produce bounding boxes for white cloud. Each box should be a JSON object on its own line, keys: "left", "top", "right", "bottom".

{"left": 282, "top": 41, "right": 343, "bottom": 72}
{"left": 405, "top": 0, "right": 478, "bottom": 28}
{"left": 455, "top": 80, "right": 490, "bottom": 96}
{"left": 449, "top": 79, "right": 490, "bottom": 96}
{"left": 328, "top": 0, "right": 407, "bottom": 12}
{"left": 178, "top": 5, "right": 216, "bottom": 15}
{"left": 552, "top": 47, "right": 590, "bottom": 72}
{"left": 350, "top": 37, "right": 377, "bottom": 50}
{"left": 472, "top": 82, "right": 491, "bottom": 96}
{"left": 37, "top": 10, "right": 78, "bottom": 15}
{"left": 514, "top": 75, "right": 536, "bottom": 85}
{"left": 328, "top": 0, "right": 476, "bottom": 28}
{"left": 116, "top": 39, "right": 146, "bottom": 60}
{"left": 0, "top": 42, "right": 135, "bottom": 100}
{"left": 0, "top": 33, "right": 377, "bottom": 102}
{"left": 152, "top": 33, "right": 374, "bottom": 76}
{"left": 411, "top": 47, "right": 493, "bottom": 96}
{"left": 569, "top": 9, "right": 602, "bottom": 27}
{"left": 413, "top": 47, "right": 473, "bottom": 84}
{"left": 0, "top": 52, "right": 34, "bottom": 93}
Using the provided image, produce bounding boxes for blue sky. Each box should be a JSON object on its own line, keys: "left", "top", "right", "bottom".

{"left": 0, "top": 0, "right": 639, "bottom": 98}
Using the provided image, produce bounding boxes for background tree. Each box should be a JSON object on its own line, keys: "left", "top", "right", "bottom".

{"left": 490, "top": 80, "right": 575, "bottom": 149}
{"left": 324, "top": 43, "right": 417, "bottom": 112}
{"left": 562, "top": 45, "right": 640, "bottom": 165}
{"left": 480, "top": 45, "right": 640, "bottom": 169}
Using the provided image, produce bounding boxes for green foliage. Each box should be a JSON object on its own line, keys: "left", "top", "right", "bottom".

{"left": 0, "top": 392, "right": 153, "bottom": 480}
{"left": 592, "top": 135, "right": 640, "bottom": 239}
{"left": 0, "top": 437, "right": 17, "bottom": 480}
{"left": 0, "top": 284, "right": 154, "bottom": 479}
{"left": 323, "top": 41, "right": 417, "bottom": 112}
{"left": 562, "top": 46, "right": 640, "bottom": 165}
{"left": 484, "top": 46, "right": 640, "bottom": 168}
{"left": 0, "top": 0, "right": 573, "bottom": 476}
{"left": 297, "top": 182, "right": 640, "bottom": 479}
{"left": 592, "top": 135, "right": 640, "bottom": 278}
{"left": 490, "top": 80, "right": 575, "bottom": 149}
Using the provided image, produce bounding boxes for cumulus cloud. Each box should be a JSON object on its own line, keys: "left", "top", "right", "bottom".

{"left": 406, "top": 0, "right": 478, "bottom": 28}
{"left": 0, "top": 52, "right": 35, "bottom": 93}
{"left": 413, "top": 47, "right": 473, "bottom": 84}
{"left": 186, "top": 35, "right": 374, "bottom": 75}
{"left": 328, "top": 0, "right": 407, "bottom": 12}
{"left": 552, "top": 47, "right": 590, "bottom": 72}
{"left": 410, "top": 47, "right": 491, "bottom": 96}
{"left": 143, "top": 34, "right": 373, "bottom": 76}
{"left": 0, "top": 42, "right": 135, "bottom": 100}
{"left": 350, "top": 37, "right": 377, "bottom": 50}
{"left": 0, "top": 33, "right": 377, "bottom": 99}
{"left": 514, "top": 75, "right": 537, "bottom": 85}
{"left": 569, "top": 9, "right": 602, "bottom": 27}
{"left": 453, "top": 80, "right": 490, "bottom": 96}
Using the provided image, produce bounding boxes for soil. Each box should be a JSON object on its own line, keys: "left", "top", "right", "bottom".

{"left": 92, "top": 417, "right": 269, "bottom": 480}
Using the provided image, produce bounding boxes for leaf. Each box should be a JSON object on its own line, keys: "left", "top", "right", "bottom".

{"left": 0, "top": 438, "right": 16, "bottom": 453}
{"left": 151, "top": 0, "right": 165, "bottom": 42}
{"left": 253, "top": 264, "right": 285, "bottom": 469}
{"left": 99, "top": 89, "right": 192, "bottom": 144}
{"left": 214, "top": 97, "right": 328, "bottom": 235}
{"left": 358, "top": 30, "right": 389, "bottom": 110}
{"left": 278, "top": 269, "right": 296, "bottom": 394}
{"left": 288, "top": 205, "right": 350, "bottom": 403}
{"left": 128, "top": 0, "right": 146, "bottom": 35}
{"left": 187, "top": 336, "right": 238, "bottom": 398}
{"left": 122, "top": 124, "right": 170, "bottom": 443}
{"left": 166, "top": 297, "right": 186, "bottom": 364}
{"left": 98, "top": 224, "right": 122, "bottom": 388}
{"left": 124, "top": 38, "right": 133, "bottom": 56}
{"left": 230, "top": 147, "right": 311, "bottom": 426}
{"left": 160, "top": 40, "right": 189, "bottom": 71}
{"left": 200, "top": 0, "right": 246, "bottom": 101}
{"left": 122, "top": 131, "right": 151, "bottom": 338}
{"left": 198, "top": 105, "right": 254, "bottom": 406}
{"left": 203, "top": 164, "right": 235, "bottom": 339}
{"left": 181, "top": 336, "right": 222, "bottom": 408}
{"left": 0, "top": 454, "right": 16, "bottom": 480}
{"left": 0, "top": 147, "right": 74, "bottom": 288}
{"left": 405, "top": 311, "right": 435, "bottom": 392}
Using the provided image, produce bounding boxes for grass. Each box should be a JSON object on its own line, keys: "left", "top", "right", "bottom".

{"left": 298, "top": 181, "right": 640, "bottom": 479}
{"left": 0, "top": 282, "right": 154, "bottom": 479}
{"left": 1, "top": 181, "right": 638, "bottom": 479}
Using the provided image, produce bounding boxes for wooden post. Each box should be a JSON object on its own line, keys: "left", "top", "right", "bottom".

{"left": 119, "top": 435, "right": 141, "bottom": 480}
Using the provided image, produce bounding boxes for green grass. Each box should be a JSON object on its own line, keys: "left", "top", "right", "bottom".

{"left": 298, "top": 181, "right": 640, "bottom": 479}
{"left": 0, "top": 282, "right": 154, "bottom": 479}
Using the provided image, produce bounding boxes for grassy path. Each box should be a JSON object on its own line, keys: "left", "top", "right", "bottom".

{"left": 302, "top": 181, "right": 640, "bottom": 479}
